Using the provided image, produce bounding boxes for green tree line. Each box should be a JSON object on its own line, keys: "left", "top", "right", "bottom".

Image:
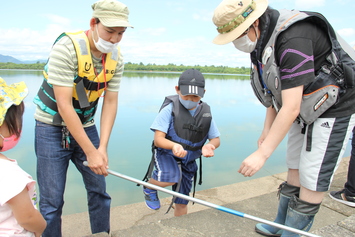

{"left": 124, "top": 62, "right": 250, "bottom": 74}
{"left": 0, "top": 62, "right": 45, "bottom": 70}
{"left": 0, "top": 61, "right": 250, "bottom": 75}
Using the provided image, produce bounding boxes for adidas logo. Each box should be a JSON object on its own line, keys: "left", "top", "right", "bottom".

{"left": 321, "top": 122, "right": 330, "bottom": 128}
{"left": 190, "top": 78, "right": 196, "bottom": 83}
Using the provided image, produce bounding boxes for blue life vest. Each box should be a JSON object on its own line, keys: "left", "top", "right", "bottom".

{"left": 157, "top": 95, "right": 212, "bottom": 164}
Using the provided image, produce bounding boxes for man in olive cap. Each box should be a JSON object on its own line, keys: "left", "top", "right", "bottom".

{"left": 33, "top": 0, "right": 132, "bottom": 235}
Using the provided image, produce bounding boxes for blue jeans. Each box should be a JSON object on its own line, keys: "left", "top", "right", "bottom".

{"left": 35, "top": 121, "right": 111, "bottom": 237}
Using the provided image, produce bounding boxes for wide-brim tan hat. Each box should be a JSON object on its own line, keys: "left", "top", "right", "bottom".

{"left": 212, "top": 0, "right": 268, "bottom": 45}
{"left": 92, "top": 0, "right": 133, "bottom": 28}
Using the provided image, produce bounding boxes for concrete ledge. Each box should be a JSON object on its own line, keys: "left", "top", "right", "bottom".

{"left": 63, "top": 156, "right": 353, "bottom": 237}
{"left": 312, "top": 215, "right": 355, "bottom": 237}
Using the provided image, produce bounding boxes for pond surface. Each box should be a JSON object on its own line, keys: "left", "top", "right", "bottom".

{"left": 0, "top": 70, "right": 350, "bottom": 215}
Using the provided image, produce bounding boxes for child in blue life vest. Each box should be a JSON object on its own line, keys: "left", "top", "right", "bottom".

{"left": 143, "top": 68, "right": 220, "bottom": 216}
{"left": 0, "top": 78, "right": 46, "bottom": 236}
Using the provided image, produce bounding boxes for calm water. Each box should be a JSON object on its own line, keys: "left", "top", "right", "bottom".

{"left": 0, "top": 70, "right": 351, "bottom": 215}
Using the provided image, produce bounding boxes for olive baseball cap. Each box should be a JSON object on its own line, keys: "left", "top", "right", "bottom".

{"left": 92, "top": 0, "right": 133, "bottom": 28}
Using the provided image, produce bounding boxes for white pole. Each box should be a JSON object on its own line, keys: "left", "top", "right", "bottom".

{"left": 83, "top": 162, "right": 320, "bottom": 237}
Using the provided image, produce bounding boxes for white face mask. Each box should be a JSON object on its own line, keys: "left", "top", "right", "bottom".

{"left": 232, "top": 26, "right": 258, "bottom": 53}
{"left": 92, "top": 25, "right": 118, "bottom": 54}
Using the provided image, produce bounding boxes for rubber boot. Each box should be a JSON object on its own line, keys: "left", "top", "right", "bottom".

{"left": 255, "top": 182, "right": 300, "bottom": 237}
{"left": 281, "top": 195, "right": 321, "bottom": 237}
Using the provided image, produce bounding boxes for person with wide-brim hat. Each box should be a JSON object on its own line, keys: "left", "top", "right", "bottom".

{"left": 212, "top": 0, "right": 267, "bottom": 45}
{"left": 212, "top": 0, "right": 355, "bottom": 236}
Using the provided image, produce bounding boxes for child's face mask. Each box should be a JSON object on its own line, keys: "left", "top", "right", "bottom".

{"left": 179, "top": 95, "right": 199, "bottom": 110}
{"left": 0, "top": 133, "right": 20, "bottom": 152}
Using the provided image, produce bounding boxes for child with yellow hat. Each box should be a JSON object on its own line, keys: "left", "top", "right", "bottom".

{"left": 0, "top": 78, "right": 46, "bottom": 236}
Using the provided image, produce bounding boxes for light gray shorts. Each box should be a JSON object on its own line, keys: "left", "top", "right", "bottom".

{"left": 286, "top": 114, "right": 355, "bottom": 192}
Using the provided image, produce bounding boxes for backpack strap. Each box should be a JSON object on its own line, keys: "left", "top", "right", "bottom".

{"left": 138, "top": 141, "right": 156, "bottom": 186}
{"left": 165, "top": 160, "right": 182, "bottom": 214}
{"left": 306, "top": 123, "right": 314, "bottom": 152}
{"left": 165, "top": 156, "right": 203, "bottom": 212}
{"left": 191, "top": 156, "right": 203, "bottom": 206}
{"left": 198, "top": 155, "right": 203, "bottom": 185}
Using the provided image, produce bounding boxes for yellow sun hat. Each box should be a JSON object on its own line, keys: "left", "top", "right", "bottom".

{"left": 0, "top": 77, "right": 28, "bottom": 126}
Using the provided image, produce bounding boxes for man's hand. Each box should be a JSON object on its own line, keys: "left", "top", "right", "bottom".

{"left": 86, "top": 150, "right": 109, "bottom": 176}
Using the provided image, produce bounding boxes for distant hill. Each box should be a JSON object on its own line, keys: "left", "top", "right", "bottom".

{"left": 0, "top": 54, "right": 22, "bottom": 63}
{"left": 0, "top": 54, "right": 46, "bottom": 64}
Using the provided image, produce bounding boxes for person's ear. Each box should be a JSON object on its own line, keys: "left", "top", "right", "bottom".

{"left": 90, "top": 18, "right": 97, "bottom": 31}
{"left": 253, "top": 19, "right": 259, "bottom": 28}
{"left": 175, "top": 86, "right": 180, "bottom": 93}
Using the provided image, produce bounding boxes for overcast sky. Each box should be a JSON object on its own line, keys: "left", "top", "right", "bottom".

{"left": 1, "top": 0, "right": 355, "bottom": 67}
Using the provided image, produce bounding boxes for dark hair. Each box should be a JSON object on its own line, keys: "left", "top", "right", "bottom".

{"left": 95, "top": 18, "right": 100, "bottom": 24}
{"left": 258, "top": 6, "right": 273, "bottom": 33}
{"left": 4, "top": 102, "right": 24, "bottom": 138}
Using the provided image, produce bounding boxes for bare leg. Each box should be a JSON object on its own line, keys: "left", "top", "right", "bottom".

{"left": 287, "top": 169, "right": 300, "bottom": 187}
{"left": 148, "top": 178, "right": 175, "bottom": 188}
{"left": 287, "top": 169, "right": 324, "bottom": 203}
{"left": 300, "top": 187, "right": 325, "bottom": 204}
{"left": 174, "top": 204, "right": 188, "bottom": 216}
